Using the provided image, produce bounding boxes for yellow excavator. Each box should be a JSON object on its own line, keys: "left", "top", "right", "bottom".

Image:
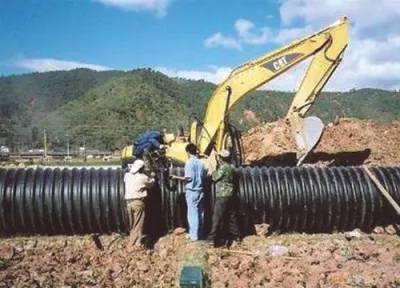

{"left": 121, "top": 17, "right": 349, "bottom": 168}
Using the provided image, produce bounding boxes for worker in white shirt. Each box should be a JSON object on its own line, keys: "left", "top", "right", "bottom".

{"left": 124, "top": 159, "right": 155, "bottom": 247}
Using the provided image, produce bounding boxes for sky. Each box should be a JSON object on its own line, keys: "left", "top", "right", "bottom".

{"left": 1, "top": 0, "right": 400, "bottom": 91}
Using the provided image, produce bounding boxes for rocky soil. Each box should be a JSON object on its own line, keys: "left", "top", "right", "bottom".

{"left": 0, "top": 228, "right": 399, "bottom": 287}
{"left": 0, "top": 233, "right": 184, "bottom": 288}
{"left": 207, "top": 230, "right": 400, "bottom": 288}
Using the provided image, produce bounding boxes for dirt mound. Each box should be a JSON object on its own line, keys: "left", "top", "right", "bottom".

{"left": 241, "top": 109, "right": 261, "bottom": 126}
{"left": 243, "top": 118, "right": 400, "bottom": 166}
{"left": 244, "top": 119, "right": 297, "bottom": 162}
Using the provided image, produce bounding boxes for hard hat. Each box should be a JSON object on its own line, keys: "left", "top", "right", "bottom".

{"left": 130, "top": 159, "right": 145, "bottom": 174}
{"left": 218, "top": 150, "right": 230, "bottom": 158}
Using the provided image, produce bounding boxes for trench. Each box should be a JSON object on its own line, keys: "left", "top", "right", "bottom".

{"left": 0, "top": 166, "right": 399, "bottom": 236}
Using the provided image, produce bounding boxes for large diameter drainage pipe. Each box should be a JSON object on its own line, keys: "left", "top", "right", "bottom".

{"left": 0, "top": 167, "right": 128, "bottom": 236}
{"left": 0, "top": 166, "right": 399, "bottom": 236}
{"left": 234, "top": 166, "right": 400, "bottom": 233}
{"left": 163, "top": 166, "right": 400, "bottom": 234}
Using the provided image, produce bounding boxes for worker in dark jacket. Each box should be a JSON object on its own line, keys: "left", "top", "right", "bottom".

{"left": 133, "top": 130, "right": 172, "bottom": 173}
{"left": 133, "top": 130, "right": 165, "bottom": 157}
{"left": 207, "top": 150, "right": 241, "bottom": 247}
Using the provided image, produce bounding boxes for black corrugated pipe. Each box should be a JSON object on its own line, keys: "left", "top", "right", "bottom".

{"left": 1, "top": 166, "right": 400, "bottom": 236}
{"left": 0, "top": 167, "right": 128, "bottom": 236}
{"left": 235, "top": 166, "right": 400, "bottom": 233}
{"left": 164, "top": 166, "right": 400, "bottom": 234}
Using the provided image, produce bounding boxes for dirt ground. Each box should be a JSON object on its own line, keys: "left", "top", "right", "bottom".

{"left": 243, "top": 118, "right": 400, "bottom": 167}
{"left": 0, "top": 233, "right": 184, "bottom": 288}
{"left": 0, "top": 228, "right": 399, "bottom": 287}
{"left": 209, "top": 229, "right": 400, "bottom": 288}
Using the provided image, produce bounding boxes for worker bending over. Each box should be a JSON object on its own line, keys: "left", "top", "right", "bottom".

{"left": 133, "top": 130, "right": 166, "bottom": 157}
{"left": 132, "top": 130, "right": 176, "bottom": 172}
{"left": 207, "top": 150, "right": 241, "bottom": 247}
{"left": 124, "top": 159, "right": 155, "bottom": 247}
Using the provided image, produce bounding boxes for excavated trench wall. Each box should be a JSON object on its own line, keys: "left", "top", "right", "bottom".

{"left": 0, "top": 166, "right": 399, "bottom": 236}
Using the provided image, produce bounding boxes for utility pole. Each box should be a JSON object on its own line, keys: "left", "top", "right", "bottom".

{"left": 67, "top": 136, "right": 70, "bottom": 158}
{"left": 43, "top": 128, "right": 47, "bottom": 159}
{"left": 83, "top": 137, "right": 86, "bottom": 162}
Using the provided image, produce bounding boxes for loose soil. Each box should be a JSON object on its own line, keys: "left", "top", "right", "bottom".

{"left": 243, "top": 118, "right": 400, "bottom": 167}
{"left": 0, "top": 230, "right": 399, "bottom": 287}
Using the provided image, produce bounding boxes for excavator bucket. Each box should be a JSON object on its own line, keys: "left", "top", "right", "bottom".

{"left": 295, "top": 116, "right": 325, "bottom": 166}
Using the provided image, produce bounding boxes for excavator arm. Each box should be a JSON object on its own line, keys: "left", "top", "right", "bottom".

{"left": 195, "top": 17, "right": 349, "bottom": 159}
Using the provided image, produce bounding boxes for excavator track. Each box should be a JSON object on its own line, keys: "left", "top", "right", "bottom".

{"left": 0, "top": 166, "right": 399, "bottom": 237}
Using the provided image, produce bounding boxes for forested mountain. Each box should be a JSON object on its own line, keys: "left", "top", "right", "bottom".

{"left": 1, "top": 68, "right": 399, "bottom": 151}
{"left": 40, "top": 70, "right": 191, "bottom": 149}
{"left": 0, "top": 69, "right": 124, "bottom": 150}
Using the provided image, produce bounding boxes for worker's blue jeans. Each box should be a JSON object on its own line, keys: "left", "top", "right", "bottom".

{"left": 185, "top": 189, "right": 204, "bottom": 241}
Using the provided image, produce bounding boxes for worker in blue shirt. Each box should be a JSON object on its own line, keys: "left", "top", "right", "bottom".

{"left": 171, "top": 143, "right": 206, "bottom": 241}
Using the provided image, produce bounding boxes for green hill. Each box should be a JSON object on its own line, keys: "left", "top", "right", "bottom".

{"left": 40, "top": 70, "right": 190, "bottom": 149}
{"left": 231, "top": 88, "right": 400, "bottom": 130}
{"left": 0, "top": 69, "right": 124, "bottom": 149}
{"left": 1, "top": 68, "right": 399, "bottom": 151}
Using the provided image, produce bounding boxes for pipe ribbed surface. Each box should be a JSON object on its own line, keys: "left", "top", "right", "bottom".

{"left": 234, "top": 166, "right": 400, "bottom": 233}
{"left": 164, "top": 166, "right": 400, "bottom": 234}
{"left": 0, "top": 167, "right": 127, "bottom": 236}
{"left": 1, "top": 166, "right": 399, "bottom": 236}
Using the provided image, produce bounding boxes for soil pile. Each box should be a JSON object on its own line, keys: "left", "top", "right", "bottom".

{"left": 243, "top": 118, "right": 400, "bottom": 167}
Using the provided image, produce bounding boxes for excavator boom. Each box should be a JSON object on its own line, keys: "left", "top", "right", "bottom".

{"left": 196, "top": 17, "right": 349, "bottom": 158}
